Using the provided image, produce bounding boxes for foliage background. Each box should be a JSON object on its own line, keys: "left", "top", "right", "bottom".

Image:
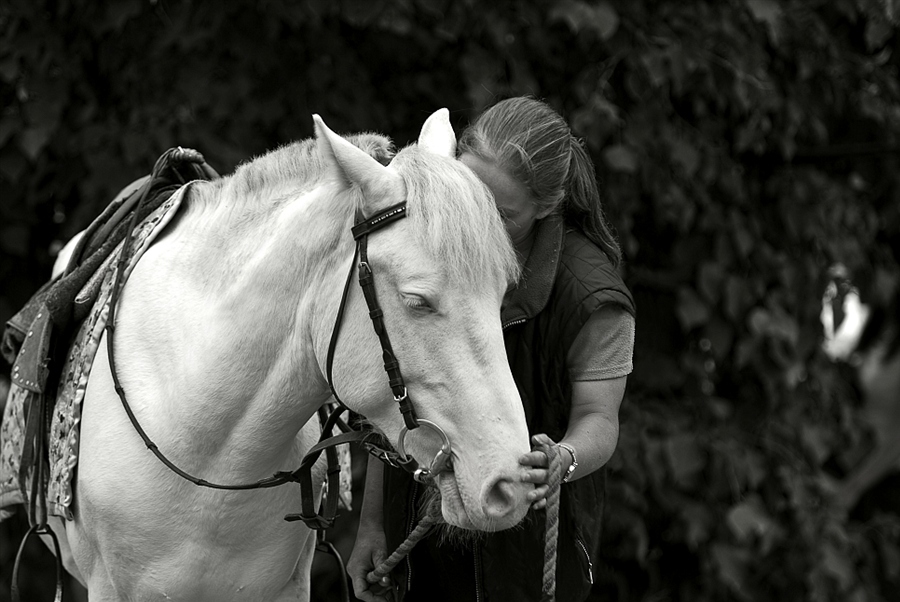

{"left": 2, "top": 0, "right": 899, "bottom": 600}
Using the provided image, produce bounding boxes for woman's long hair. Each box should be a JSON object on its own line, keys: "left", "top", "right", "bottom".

{"left": 458, "top": 96, "right": 622, "bottom": 266}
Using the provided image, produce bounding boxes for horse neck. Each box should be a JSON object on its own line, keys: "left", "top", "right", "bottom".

{"left": 153, "top": 180, "right": 353, "bottom": 429}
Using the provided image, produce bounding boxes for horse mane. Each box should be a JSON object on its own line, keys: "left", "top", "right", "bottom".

{"left": 187, "top": 131, "right": 519, "bottom": 291}
{"left": 390, "top": 145, "right": 520, "bottom": 290}
{"left": 192, "top": 133, "right": 395, "bottom": 209}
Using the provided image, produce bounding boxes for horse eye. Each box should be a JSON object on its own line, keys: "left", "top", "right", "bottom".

{"left": 402, "top": 294, "right": 433, "bottom": 312}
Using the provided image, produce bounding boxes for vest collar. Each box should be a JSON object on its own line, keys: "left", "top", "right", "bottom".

{"left": 501, "top": 214, "right": 564, "bottom": 327}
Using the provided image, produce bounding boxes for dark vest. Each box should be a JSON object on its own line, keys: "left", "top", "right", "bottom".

{"left": 383, "top": 217, "right": 635, "bottom": 602}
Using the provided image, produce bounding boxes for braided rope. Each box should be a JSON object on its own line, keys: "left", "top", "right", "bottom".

{"left": 533, "top": 436, "right": 564, "bottom": 602}
{"left": 366, "top": 443, "right": 564, "bottom": 599}
{"left": 367, "top": 495, "right": 444, "bottom": 583}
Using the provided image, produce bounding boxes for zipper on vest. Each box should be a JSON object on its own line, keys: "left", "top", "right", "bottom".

{"left": 406, "top": 481, "right": 419, "bottom": 592}
{"left": 575, "top": 536, "right": 594, "bottom": 584}
{"left": 502, "top": 317, "right": 526, "bottom": 330}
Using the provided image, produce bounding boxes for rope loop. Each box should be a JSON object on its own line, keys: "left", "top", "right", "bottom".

{"left": 365, "top": 437, "right": 564, "bottom": 602}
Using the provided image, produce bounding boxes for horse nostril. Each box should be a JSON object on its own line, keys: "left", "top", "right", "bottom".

{"left": 484, "top": 478, "right": 519, "bottom": 519}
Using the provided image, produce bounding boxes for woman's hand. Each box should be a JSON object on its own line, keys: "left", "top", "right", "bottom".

{"left": 348, "top": 458, "right": 395, "bottom": 602}
{"left": 518, "top": 433, "right": 573, "bottom": 510}
{"left": 347, "top": 526, "right": 395, "bottom": 602}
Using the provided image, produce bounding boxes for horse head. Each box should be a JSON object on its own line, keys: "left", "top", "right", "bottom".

{"left": 314, "top": 111, "right": 532, "bottom": 531}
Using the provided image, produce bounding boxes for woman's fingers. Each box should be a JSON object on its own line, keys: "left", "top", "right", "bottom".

{"left": 518, "top": 450, "right": 548, "bottom": 467}
{"left": 522, "top": 468, "right": 549, "bottom": 484}
{"left": 527, "top": 483, "right": 550, "bottom": 505}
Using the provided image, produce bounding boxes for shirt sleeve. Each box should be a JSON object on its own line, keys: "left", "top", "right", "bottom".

{"left": 567, "top": 304, "right": 635, "bottom": 381}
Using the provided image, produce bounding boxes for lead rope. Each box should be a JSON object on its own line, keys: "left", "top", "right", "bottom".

{"left": 366, "top": 495, "right": 443, "bottom": 584}
{"left": 532, "top": 435, "right": 564, "bottom": 602}
{"left": 364, "top": 442, "right": 564, "bottom": 601}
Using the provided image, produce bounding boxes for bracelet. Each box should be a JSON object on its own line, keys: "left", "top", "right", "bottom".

{"left": 558, "top": 443, "right": 578, "bottom": 483}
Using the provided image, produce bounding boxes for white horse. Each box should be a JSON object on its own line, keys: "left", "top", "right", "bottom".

{"left": 43, "top": 110, "right": 531, "bottom": 600}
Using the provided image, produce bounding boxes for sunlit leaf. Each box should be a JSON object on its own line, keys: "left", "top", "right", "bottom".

{"left": 665, "top": 432, "right": 706, "bottom": 487}
{"left": 602, "top": 144, "right": 638, "bottom": 172}
{"left": 726, "top": 495, "right": 774, "bottom": 541}
{"left": 548, "top": 0, "right": 619, "bottom": 40}
{"left": 822, "top": 543, "right": 855, "bottom": 591}
{"left": 711, "top": 543, "right": 752, "bottom": 600}
{"left": 677, "top": 286, "right": 710, "bottom": 331}
{"left": 19, "top": 125, "right": 53, "bottom": 160}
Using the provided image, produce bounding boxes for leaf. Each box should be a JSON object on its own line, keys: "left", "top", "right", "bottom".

{"left": 702, "top": 318, "right": 734, "bottom": 359}
{"left": 680, "top": 503, "right": 713, "bottom": 548}
{"left": 602, "top": 144, "right": 638, "bottom": 172}
{"left": 0, "top": 56, "right": 18, "bottom": 82}
{"left": 103, "top": 0, "right": 144, "bottom": 33}
{"left": 0, "top": 145, "right": 27, "bottom": 182}
{"left": 711, "top": 543, "right": 753, "bottom": 600}
{"left": 19, "top": 125, "right": 53, "bottom": 160}
{"left": 822, "top": 543, "right": 855, "bottom": 591}
{"left": 665, "top": 432, "right": 706, "bottom": 487}
{"left": 461, "top": 46, "right": 504, "bottom": 110}
{"left": 698, "top": 261, "right": 725, "bottom": 303}
{"left": 864, "top": 19, "right": 893, "bottom": 52}
{"left": 670, "top": 137, "right": 701, "bottom": 177}
{"left": 740, "top": 449, "right": 767, "bottom": 489}
{"left": 548, "top": 0, "right": 619, "bottom": 40}
{"left": 726, "top": 495, "right": 774, "bottom": 541}
{"left": 0, "top": 224, "right": 29, "bottom": 256}
{"left": 724, "top": 276, "right": 752, "bottom": 321}
{"left": 879, "top": 536, "right": 900, "bottom": 579}
{"left": 745, "top": 0, "right": 782, "bottom": 43}
{"left": 748, "top": 306, "right": 799, "bottom": 346}
{"left": 726, "top": 495, "right": 784, "bottom": 554}
{"left": 800, "top": 424, "right": 831, "bottom": 465}
{"left": 0, "top": 117, "right": 18, "bottom": 148}
{"left": 745, "top": 0, "right": 781, "bottom": 23}
{"left": 676, "top": 286, "right": 710, "bottom": 331}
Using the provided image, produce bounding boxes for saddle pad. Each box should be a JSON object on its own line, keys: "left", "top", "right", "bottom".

{"left": 0, "top": 185, "right": 188, "bottom": 521}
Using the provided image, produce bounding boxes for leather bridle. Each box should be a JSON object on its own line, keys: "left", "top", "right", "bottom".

{"left": 287, "top": 200, "right": 455, "bottom": 525}
{"left": 107, "top": 180, "right": 452, "bottom": 530}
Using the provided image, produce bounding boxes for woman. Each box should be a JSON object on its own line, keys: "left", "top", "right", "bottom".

{"left": 349, "top": 96, "right": 635, "bottom": 602}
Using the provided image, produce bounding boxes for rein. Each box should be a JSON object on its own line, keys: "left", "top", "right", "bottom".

{"left": 105, "top": 163, "right": 451, "bottom": 528}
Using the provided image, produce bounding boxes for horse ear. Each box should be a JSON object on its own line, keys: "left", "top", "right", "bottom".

{"left": 417, "top": 108, "right": 456, "bottom": 158}
{"left": 313, "top": 114, "right": 404, "bottom": 210}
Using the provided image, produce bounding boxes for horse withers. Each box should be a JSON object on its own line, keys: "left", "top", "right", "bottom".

{"left": 4, "top": 110, "right": 532, "bottom": 601}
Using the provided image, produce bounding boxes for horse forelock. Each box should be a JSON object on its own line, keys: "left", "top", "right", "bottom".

{"left": 391, "top": 146, "right": 519, "bottom": 291}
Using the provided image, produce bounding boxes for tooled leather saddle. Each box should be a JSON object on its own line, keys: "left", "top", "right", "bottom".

{"left": 4, "top": 148, "right": 218, "bottom": 602}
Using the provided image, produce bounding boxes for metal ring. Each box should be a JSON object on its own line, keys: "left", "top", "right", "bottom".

{"left": 396, "top": 419, "right": 453, "bottom": 480}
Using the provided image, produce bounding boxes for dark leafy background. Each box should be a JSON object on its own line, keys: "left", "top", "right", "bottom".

{"left": 2, "top": 1, "right": 899, "bottom": 600}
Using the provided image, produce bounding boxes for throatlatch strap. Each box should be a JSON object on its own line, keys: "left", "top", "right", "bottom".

{"left": 325, "top": 244, "right": 360, "bottom": 407}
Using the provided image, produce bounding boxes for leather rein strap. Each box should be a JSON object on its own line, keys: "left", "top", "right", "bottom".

{"left": 106, "top": 188, "right": 421, "bottom": 528}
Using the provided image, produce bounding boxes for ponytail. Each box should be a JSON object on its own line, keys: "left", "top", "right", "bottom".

{"left": 565, "top": 138, "right": 622, "bottom": 267}
{"left": 460, "top": 96, "right": 623, "bottom": 267}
